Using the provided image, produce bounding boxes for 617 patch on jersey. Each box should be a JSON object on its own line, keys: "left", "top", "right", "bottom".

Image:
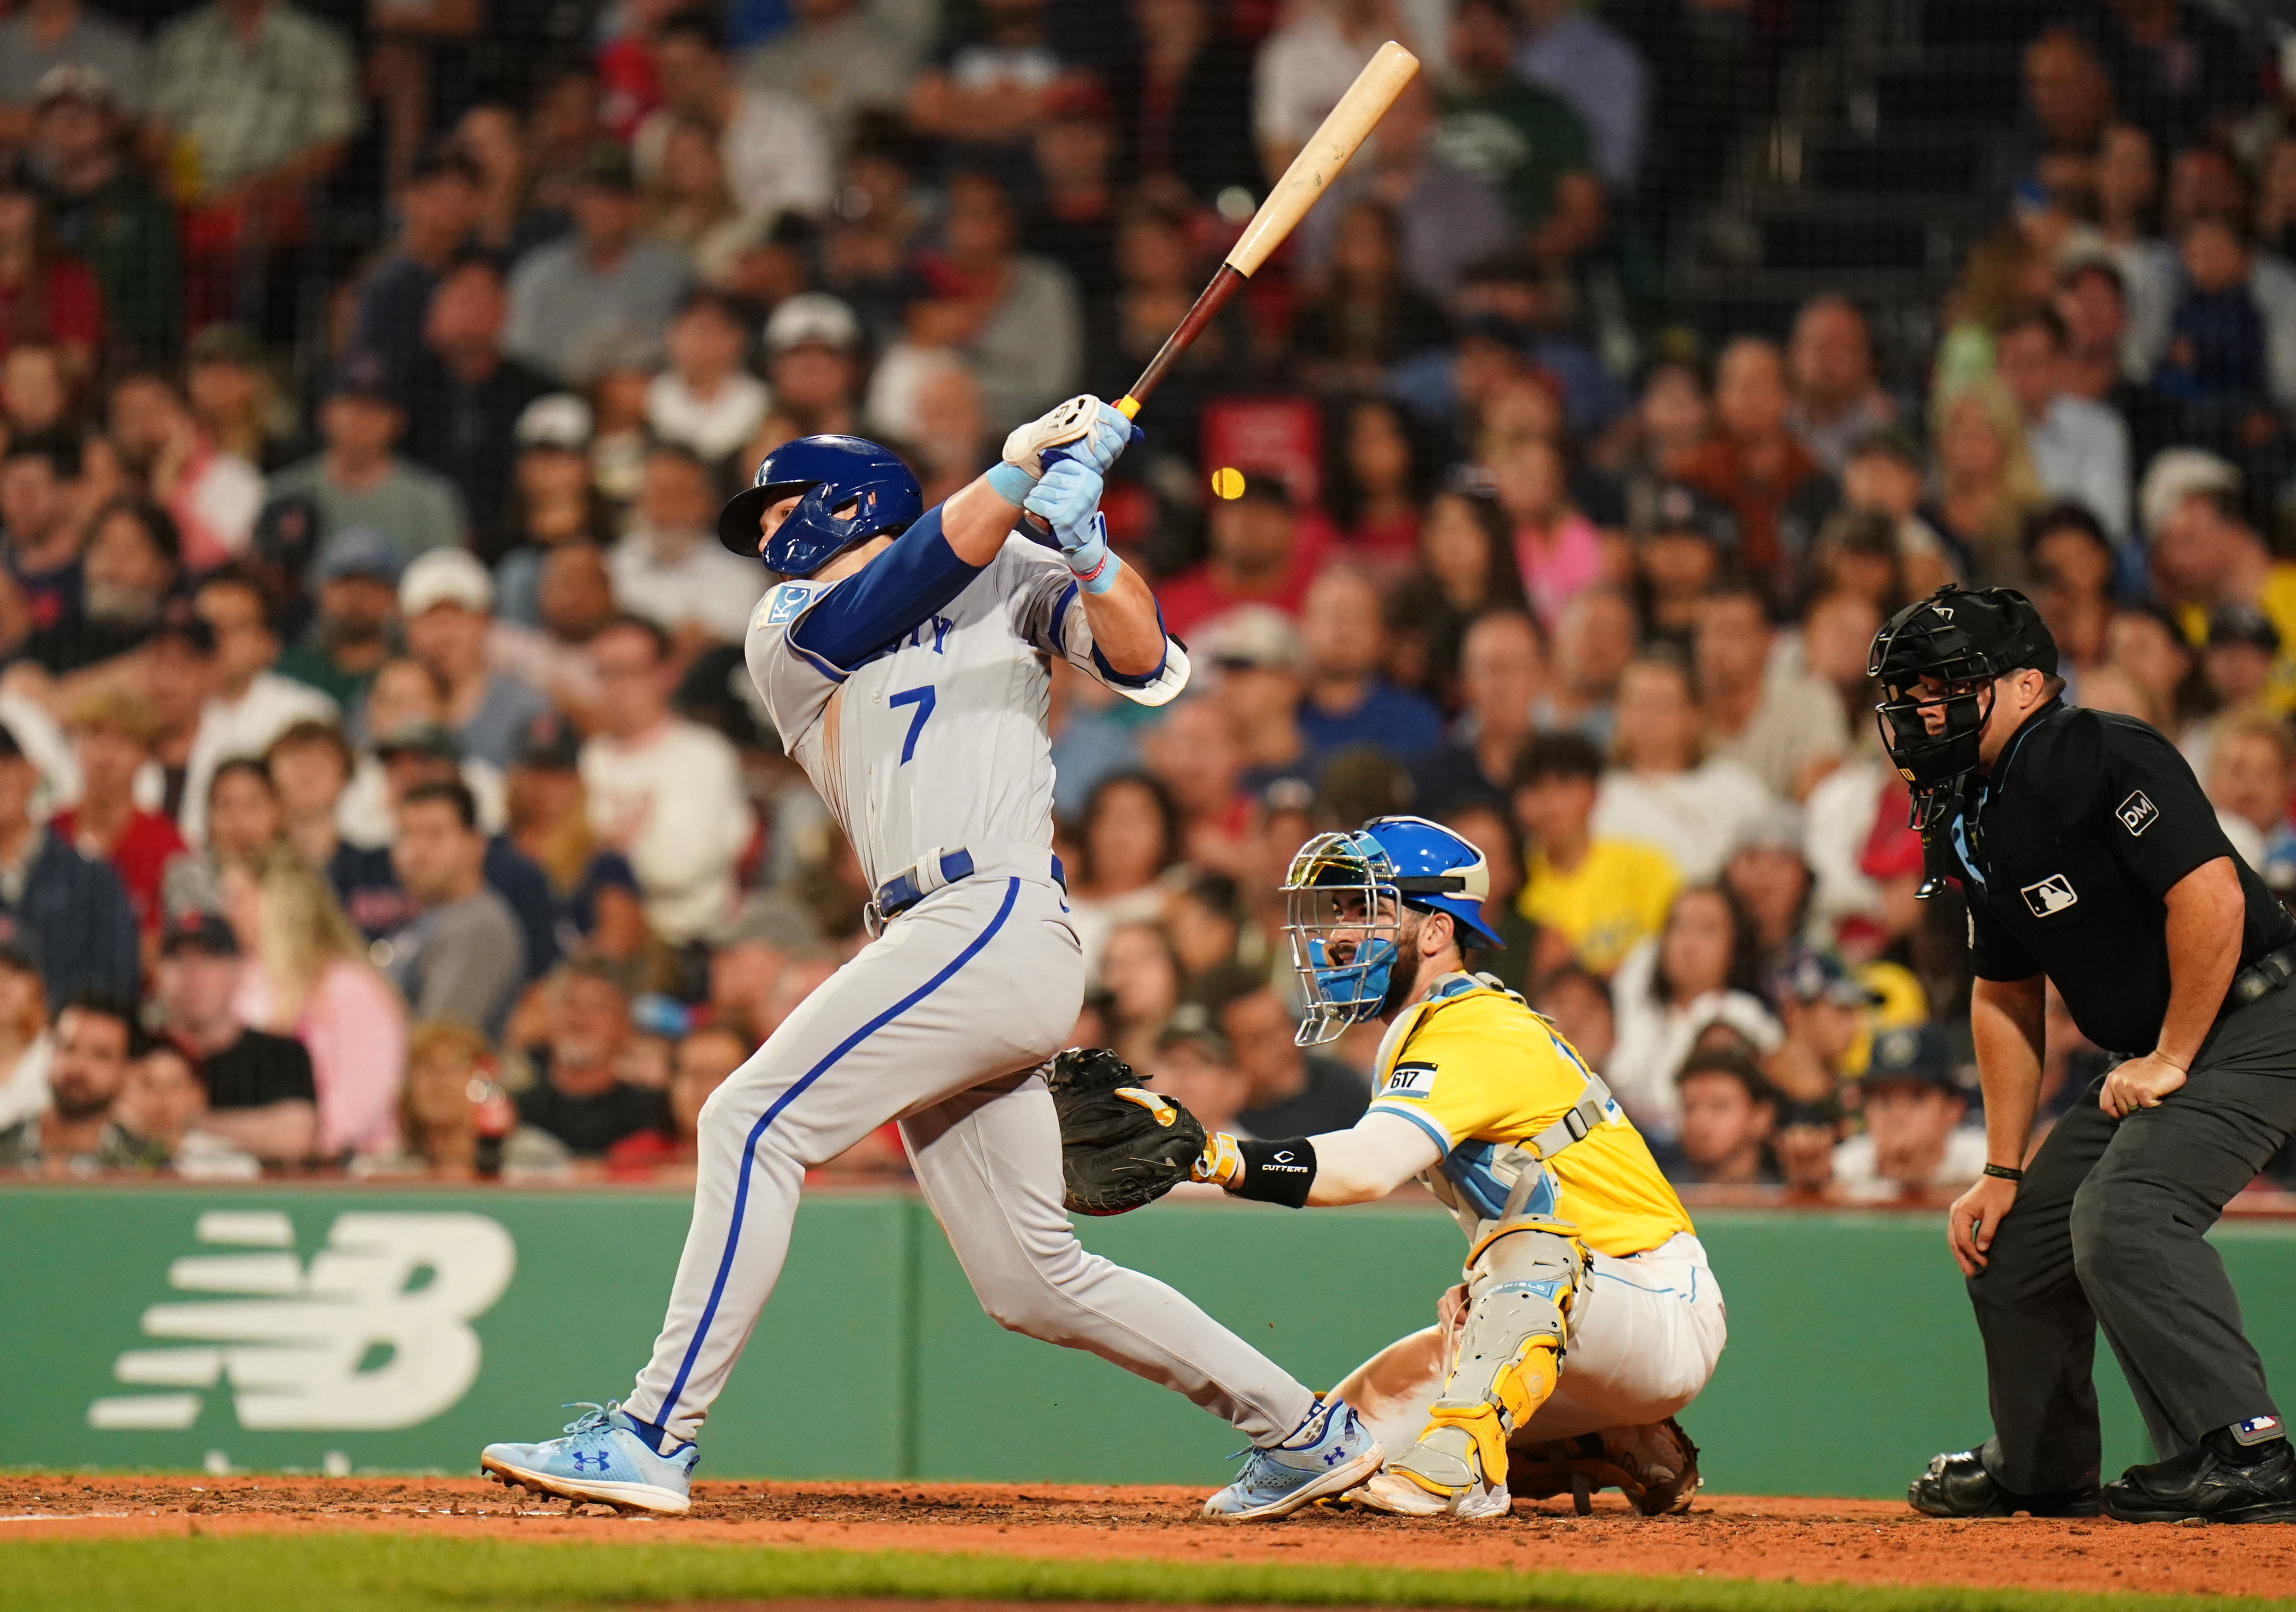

{"left": 1381, "top": 1061, "right": 1437, "bottom": 1099}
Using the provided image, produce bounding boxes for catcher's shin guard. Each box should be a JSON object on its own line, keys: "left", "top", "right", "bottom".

{"left": 1385, "top": 1218, "right": 1583, "bottom": 1502}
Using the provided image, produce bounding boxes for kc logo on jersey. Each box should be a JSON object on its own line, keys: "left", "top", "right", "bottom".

{"left": 764, "top": 583, "right": 814, "bottom": 626}
{"left": 1381, "top": 1061, "right": 1437, "bottom": 1099}
{"left": 2116, "top": 790, "right": 2160, "bottom": 837}
{"left": 2020, "top": 874, "right": 2080, "bottom": 917}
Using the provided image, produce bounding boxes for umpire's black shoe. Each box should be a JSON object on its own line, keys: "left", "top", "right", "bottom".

{"left": 1908, "top": 1449, "right": 2104, "bottom": 1518}
{"left": 2104, "top": 1432, "right": 2296, "bottom": 1525}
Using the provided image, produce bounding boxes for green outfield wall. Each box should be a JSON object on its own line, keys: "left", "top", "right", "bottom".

{"left": 5, "top": 1185, "right": 2293, "bottom": 1497}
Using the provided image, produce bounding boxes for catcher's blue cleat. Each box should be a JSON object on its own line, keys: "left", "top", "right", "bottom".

{"left": 1202, "top": 1396, "right": 1383, "bottom": 1520}
{"left": 480, "top": 1402, "right": 698, "bottom": 1514}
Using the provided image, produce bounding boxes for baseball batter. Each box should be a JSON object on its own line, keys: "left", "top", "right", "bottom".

{"left": 480, "top": 401, "right": 1382, "bottom": 1520}
{"left": 1187, "top": 816, "right": 1725, "bottom": 1517}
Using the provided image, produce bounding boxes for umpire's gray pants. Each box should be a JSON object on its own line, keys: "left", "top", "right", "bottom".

{"left": 1968, "top": 982, "right": 2296, "bottom": 1494}
{"left": 625, "top": 862, "right": 1316, "bottom": 1447}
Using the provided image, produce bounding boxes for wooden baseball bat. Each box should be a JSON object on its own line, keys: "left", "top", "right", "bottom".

{"left": 1115, "top": 40, "right": 1421, "bottom": 421}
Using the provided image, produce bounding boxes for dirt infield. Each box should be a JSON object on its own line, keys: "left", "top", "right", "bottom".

{"left": 2, "top": 1473, "right": 2291, "bottom": 1603}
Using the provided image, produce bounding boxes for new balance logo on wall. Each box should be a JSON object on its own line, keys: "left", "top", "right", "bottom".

{"left": 86, "top": 1210, "right": 516, "bottom": 1434}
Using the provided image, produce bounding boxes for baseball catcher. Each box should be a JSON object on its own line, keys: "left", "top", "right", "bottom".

{"left": 1186, "top": 816, "right": 1726, "bottom": 1518}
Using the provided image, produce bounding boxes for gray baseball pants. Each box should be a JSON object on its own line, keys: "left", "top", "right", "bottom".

{"left": 625, "top": 859, "right": 1316, "bottom": 1447}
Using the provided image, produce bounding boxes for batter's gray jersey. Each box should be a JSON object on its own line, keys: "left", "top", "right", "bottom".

{"left": 746, "top": 533, "right": 1190, "bottom": 890}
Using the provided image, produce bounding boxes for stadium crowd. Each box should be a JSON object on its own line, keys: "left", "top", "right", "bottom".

{"left": 0, "top": 0, "right": 2291, "bottom": 1203}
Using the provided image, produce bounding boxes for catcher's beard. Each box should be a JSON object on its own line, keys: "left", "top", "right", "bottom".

{"left": 1377, "top": 911, "right": 1430, "bottom": 1021}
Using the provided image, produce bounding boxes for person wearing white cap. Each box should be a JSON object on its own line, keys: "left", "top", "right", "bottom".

{"left": 608, "top": 443, "right": 767, "bottom": 646}
{"left": 399, "top": 550, "right": 552, "bottom": 770}
{"left": 762, "top": 292, "right": 862, "bottom": 440}
{"left": 494, "top": 393, "right": 608, "bottom": 629}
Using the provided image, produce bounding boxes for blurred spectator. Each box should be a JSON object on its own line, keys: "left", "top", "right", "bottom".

{"left": 1511, "top": 0, "right": 1644, "bottom": 193}
{"left": 1295, "top": 565, "right": 1442, "bottom": 763}
{"left": 399, "top": 549, "right": 550, "bottom": 769}
{"left": 2100, "top": 600, "right": 2194, "bottom": 731}
{"left": 1158, "top": 470, "right": 1320, "bottom": 638}
{"left": 1436, "top": 797, "right": 1539, "bottom": 989}
{"left": 182, "top": 325, "right": 288, "bottom": 471}
{"left": 645, "top": 290, "right": 767, "bottom": 475}
{"left": 1678, "top": 337, "right": 1835, "bottom": 598}
{"left": 641, "top": 114, "right": 750, "bottom": 284}
{"left": 1099, "top": 917, "right": 1180, "bottom": 1067}
{"left": 745, "top": 0, "right": 913, "bottom": 151}
{"left": 18, "top": 498, "right": 176, "bottom": 677}
{"left": 1299, "top": 80, "right": 1510, "bottom": 305}
{"left": 114, "top": 1038, "right": 260, "bottom": 1177}
{"left": 503, "top": 714, "right": 650, "bottom": 965}
{"left": 180, "top": 563, "right": 335, "bottom": 845}
{"left": 107, "top": 370, "right": 262, "bottom": 571}
{"left": 1, "top": 341, "right": 68, "bottom": 438}
{"left": 0, "top": 4, "right": 146, "bottom": 140}
{"left": 0, "top": 435, "right": 84, "bottom": 633}
{"left": 148, "top": 0, "right": 358, "bottom": 333}
{"left": 223, "top": 847, "right": 404, "bottom": 1158}
{"left": 53, "top": 689, "right": 180, "bottom": 936}
{"left": 1411, "top": 608, "right": 1540, "bottom": 816}
{"left": 493, "top": 541, "right": 615, "bottom": 722}
{"left": 581, "top": 614, "right": 753, "bottom": 947}
{"left": 400, "top": 255, "right": 552, "bottom": 539}
{"left": 913, "top": 170, "right": 1081, "bottom": 430}
{"left": 385, "top": 779, "right": 524, "bottom": 1039}
{"left": 374, "top": 1019, "right": 499, "bottom": 1178}
{"left": 276, "top": 528, "right": 398, "bottom": 709}
{"left": 1671, "top": 1047, "right": 1777, "bottom": 1187}
{"left": 1531, "top": 960, "right": 1612, "bottom": 1070}
{"left": 350, "top": 147, "right": 482, "bottom": 381}
{"left": 1436, "top": 0, "right": 1602, "bottom": 265}
{"left": 0, "top": 945, "right": 49, "bottom": 1130}
{"left": 610, "top": 444, "right": 767, "bottom": 647}
{"left": 504, "top": 144, "right": 694, "bottom": 386}
{"left": 151, "top": 910, "right": 316, "bottom": 1162}
{"left": 2203, "top": 708, "right": 2296, "bottom": 887}
{"left": 0, "top": 989, "right": 151, "bottom": 1169}
{"left": 1831, "top": 1025, "right": 1984, "bottom": 1202}
{"left": 1721, "top": 807, "right": 1814, "bottom": 981}
{"left": 1594, "top": 654, "right": 1773, "bottom": 883}
{"left": 645, "top": 11, "right": 833, "bottom": 224}
{"left": 28, "top": 67, "right": 177, "bottom": 364}
{"left": 1065, "top": 771, "right": 1181, "bottom": 978}
{"left": 1197, "top": 967, "right": 1367, "bottom": 1131}
{"left": 1999, "top": 25, "right": 2115, "bottom": 206}
{"left": 1491, "top": 435, "right": 1599, "bottom": 630}
{"left": 0, "top": 162, "right": 103, "bottom": 377}
{"left": 1146, "top": 999, "right": 1249, "bottom": 1137}
{"left": 1392, "top": 487, "right": 1527, "bottom": 705}
{"left": 1291, "top": 199, "right": 1452, "bottom": 390}
{"left": 1606, "top": 882, "right": 1780, "bottom": 1147}
{"left": 1510, "top": 731, "right": 1676, "bottom": 977}
{"left": 1254, "top": 0, "right": 1402, "bottom": 182}
{"left": 1930, "top": 375, "right": 2044, "bottom": 586}
{"left": 0, "top": 713, "right": 136, "bottom": 998}
{"left": 1164, "top": 869, "right": 1243, "bottom": 978}
{"left": 269, "top": 354, "right": 468, "bottom": 563}
{"left": 1531, "top": 584, "right": 1633, "bottom": 747}
{"left": 1694, "top": 583, "right": 1847, "bottom": 801}
{"left": 1994, "top": 306, "right": 2131, "bottom": 544}
{"left": 493, "top": 394, "right": 610, "bottom": 613}
{"left": 1105, "top": 0, "right": 1259, "bottom": 205}
{"left": 2093, "top": 0, "right": 2253, "bottom": 155}
{"left": 1764, "top": 948, "right": 1877, "bottom": 1107}
{"left": 2154, "top": 215, "right": 2279, "bottom": 456}
{"left": 762, "top": 293, "right": 865, "bottom": 441}
{"left": 2146, "top": 459, "right": 2296, "bottom": 690}
{"left": 1785, "top": 296, "right": 1895, "bottom": 477}
{"left": 517, "top": 958, "right": 668, "bottom": 1156}
{"left": 1837, "top": 429, "right": 1956, "bottom": 596}
{"left": 2195, "top": 601, "right": 2277, "bottom": 733}
{"left": 1326, "top": 397, "right": 1427, "bottom": 568}
{"left": 2024, "top": 502, "right": 2118, "bottom": 684}
{"left": 1631, "top": 484, "right": 1733, "bottom": 644}
{"left": 160, "top": 754, "right": 279, "bottom": 919}
{"left": 606, "top": 1014, "right": 747, "bottom": 1174}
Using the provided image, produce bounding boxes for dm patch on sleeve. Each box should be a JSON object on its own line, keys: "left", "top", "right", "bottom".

{"left": 1380, "top": 1060, "right": 1437, "bottom": 1099}
{"left": 2115, "top": 789, "right": 2159, "bottom": 837}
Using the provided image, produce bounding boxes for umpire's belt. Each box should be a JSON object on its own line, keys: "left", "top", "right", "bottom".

{"left": 871, "top": 846, "right": 1068, "bottom": 925}
{"left": 2225, "top": 939, "right": 2296, "bottom": 1016}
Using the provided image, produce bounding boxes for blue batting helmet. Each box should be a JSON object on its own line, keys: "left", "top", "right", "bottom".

{"left": 1280, "top": 815, "right": 1507, "bottom": 1044}
{"left": 716, "top": 434, "right": 924, "bottom": 575}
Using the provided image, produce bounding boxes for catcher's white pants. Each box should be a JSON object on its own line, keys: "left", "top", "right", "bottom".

{"left": 625, "top": 864, "right": 1316, "bottom": 1447}
{"left": 1337, "top": 1232, "right": 1726, "bottom": 1455}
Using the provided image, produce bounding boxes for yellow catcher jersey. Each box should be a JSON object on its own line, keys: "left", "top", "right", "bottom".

{"left": 1368, "top": 974, "right": 1692, "bottom": 1257}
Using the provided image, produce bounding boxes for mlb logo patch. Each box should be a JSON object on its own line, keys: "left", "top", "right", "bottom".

{"left": 765, "top": 583, "right": 814, "bottom": 626}
{"left": 1382, "top": 1061, "right": 1437, "bottom": 1099}
{"left": 2116, "top": 790, "right": 2160, "bottom": 837}
{"left": 2020, "top": 874, "right": 2079, "bottom": 917}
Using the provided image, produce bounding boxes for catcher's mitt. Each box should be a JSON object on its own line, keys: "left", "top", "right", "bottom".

{"left": 1044, "top": 1046, "right": 1207, "bottom": 1216}
{"left": 1507, "top": 1418, "right": 1703, "bottom": 1515}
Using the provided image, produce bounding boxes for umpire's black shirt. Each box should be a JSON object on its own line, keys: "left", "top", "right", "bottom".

{"left": 1947, "top": 700, "right": 2296, "bottom": 1055}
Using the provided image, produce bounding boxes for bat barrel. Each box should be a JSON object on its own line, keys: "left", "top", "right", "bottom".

{"left": 1225, "top": 41, "right": 1420, "bottom": 279}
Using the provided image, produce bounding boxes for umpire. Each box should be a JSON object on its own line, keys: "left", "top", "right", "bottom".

{"left": 1873, "top": 586, "right": 2296, "bottom": 1525}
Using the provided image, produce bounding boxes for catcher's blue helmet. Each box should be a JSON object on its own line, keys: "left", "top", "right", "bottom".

{"left": 716, "top": 434, "right": 923, "bottom": 576}
{"left": 1281, "top": 815, "right": 1507, "bottom": 1045}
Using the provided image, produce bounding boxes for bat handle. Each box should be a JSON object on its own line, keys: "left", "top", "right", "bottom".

{"left": 1018, "top": 425, "right": 1145, "bottom": 546}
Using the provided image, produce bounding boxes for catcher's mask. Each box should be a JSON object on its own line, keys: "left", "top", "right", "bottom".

{"left": 1281, "top": 816, "right": 1504, "bottom": 1046}
{"left": 1868, "top": 585, "right": 2057, "bottom": 808}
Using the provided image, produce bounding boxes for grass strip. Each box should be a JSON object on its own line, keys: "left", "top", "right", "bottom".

{"left": 0, "top": 1533, "right": 2285, "bottom": 1612}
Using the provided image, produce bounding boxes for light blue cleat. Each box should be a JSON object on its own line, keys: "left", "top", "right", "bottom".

{"left": 480, "top": 1402, "right": 698, "bottom": 1515}
{"left": 1202, "top": 1396, "right": 1384, "bottom": 1521}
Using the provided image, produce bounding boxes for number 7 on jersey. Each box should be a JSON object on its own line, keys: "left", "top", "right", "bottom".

{"left": 889, "top": 685, "right": 936, "bottom": 764}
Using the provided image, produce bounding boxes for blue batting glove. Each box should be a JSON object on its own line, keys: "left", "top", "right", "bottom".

{"left": 1023, "top": 457, "right": 1104, "bottom": 540}
{"left": 1071, "top": 402, "right": 1144, "bottom": 474}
